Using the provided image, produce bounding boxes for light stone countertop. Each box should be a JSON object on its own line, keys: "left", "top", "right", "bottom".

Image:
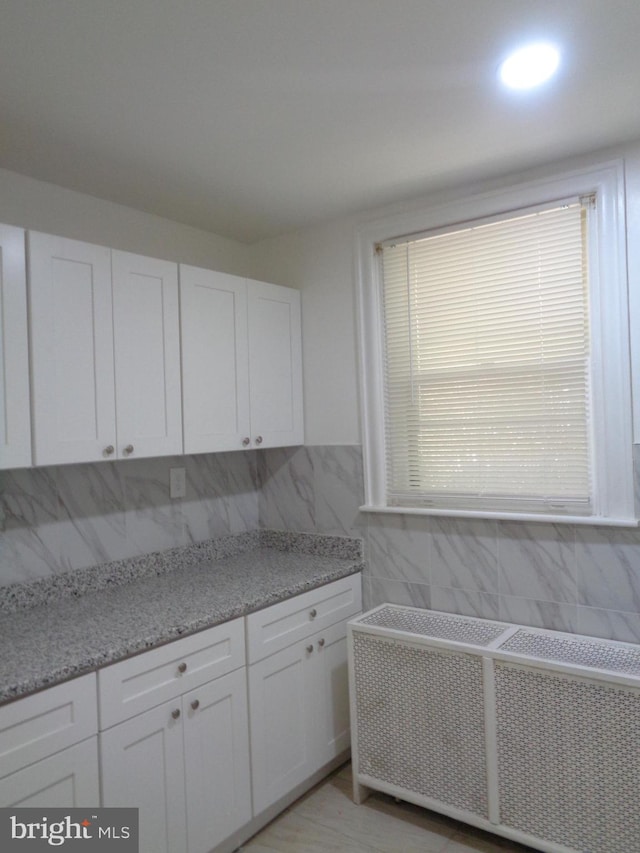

{"left": 0, "top": 531, "right": 364, "bottom": 704}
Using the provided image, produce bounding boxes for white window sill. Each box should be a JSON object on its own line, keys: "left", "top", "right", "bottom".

{"left": 360, "top": 505, "right": 640, "bottom": 527}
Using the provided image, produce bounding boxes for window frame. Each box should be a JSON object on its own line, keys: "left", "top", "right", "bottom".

{"left": 355, "top": 160, "right": 636, "bottom": 526}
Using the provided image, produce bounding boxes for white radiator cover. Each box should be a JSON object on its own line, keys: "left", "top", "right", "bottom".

{"left": 348, "top": 606, "right": 640, "bottom": 853}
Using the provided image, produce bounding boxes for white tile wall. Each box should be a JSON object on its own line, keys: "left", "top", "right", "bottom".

{"left": 4, "top": 443, "right": 640, "bottom": 647}
{"left": 0, "top": 451, "right": 259, "bottom": 584}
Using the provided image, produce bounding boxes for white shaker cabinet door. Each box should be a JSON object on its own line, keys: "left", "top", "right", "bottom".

{"left": 312, "top": 619, "right": 352, "bottom": 767}
{"left": 101, "top": 700, "right": 187, "bottom": 853}
{"left": 247, "top": 280, "right": 303, "bottom": 449}
{"left": 112, "top": 251, "right": 182, "bottom": 459}
{"left": 183, "top": 669, "right": 252, "bottom": 853}
{"left": 180, "top": 266, "right": 250, "bottom": 453}
{"left": 248, "top": 639, "right": 316, "bottom": 815}
{"left": 28, "top": 232, "right": 116, "bottom": 465}
{"left": 0, "top": 224, "right": 31, "bottom": 469}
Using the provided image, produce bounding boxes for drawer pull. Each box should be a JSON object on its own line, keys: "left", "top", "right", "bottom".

{"left": 190, "top": 699, "right": 200, "bottom": 711}
{"left": 178, "top": 662, "right": 187, "bottom": 674}
{"left": 306, "top": 644, "right": 314, "bottom": 654}
{"left": 318, "top": 638, "right": 325, "bottom": 648}
{"left": 171, "top": 708, "right": 181, "bottom": 720}
{"left": 309, "top": 608, "right": 317, "bottom": 619}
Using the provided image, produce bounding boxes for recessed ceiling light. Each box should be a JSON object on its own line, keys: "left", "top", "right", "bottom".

{"left": 499, "top": 43, "right": 560, "bottom": 90}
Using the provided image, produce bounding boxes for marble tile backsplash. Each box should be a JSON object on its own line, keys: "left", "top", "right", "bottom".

{"left": 257, "top": 444, "right": 640, "bottom": 646}
{"left": 0, "top": 451, "right": 259, "bottom": 585}
{"left": 4, "top": 443, "right": 640, "bottom": 646}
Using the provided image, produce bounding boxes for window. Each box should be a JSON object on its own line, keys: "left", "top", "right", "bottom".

{"left": 357, "top": 162, "right": 635, "bottom": 524}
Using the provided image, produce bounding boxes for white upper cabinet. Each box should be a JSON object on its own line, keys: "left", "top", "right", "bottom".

{"left": 180, "top": 266, "right": 250, "bottom": 453}
{"left": 0, "top": 225, "right": 31, "bottom": 469}
{"left": 29, "top": 232, "right": 116, "bottom": 466}
{"left": 181, "top": 268, "right": 303, "bottom": 453}
{"left": 112, "top": 251, "right": 182, "bottom": 459}
{"left": 247, "top": 279, "right": 303, "bottom": 449}
{"left": 29, "top": 233, "right": 182, "bottom": 465}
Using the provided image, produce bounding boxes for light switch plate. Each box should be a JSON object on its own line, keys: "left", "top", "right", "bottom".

{"left": 170, "top": 467, "right": 186, "bottom": 499}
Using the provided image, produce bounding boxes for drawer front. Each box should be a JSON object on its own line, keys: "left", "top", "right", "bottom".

{"left": 247, "top": 574, "right": 362, "bottom": 663}
{"left": 98, "top": 618, "right": 245, "bottom": 729}
{"left": 0, "top": 673, "right": 98, "bottom": 779}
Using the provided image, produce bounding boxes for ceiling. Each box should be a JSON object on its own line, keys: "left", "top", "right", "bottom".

{"left": 1, "top": 1, "right": 639, "bottom": 244}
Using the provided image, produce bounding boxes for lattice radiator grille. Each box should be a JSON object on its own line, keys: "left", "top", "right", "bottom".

{"left": 352, "top": 633, "right": 489, "bottom": 818}
{"left": 358, "top": 606, "right": 506, "bottom": 646}
{"left": 500, "top": 628, "right": 640, "bottom": 676}
{"left": 349, "top": 606, "right": 640, "bottom": 853}
{"left": 495, "top": 662, "right": 640, "bottom": 853}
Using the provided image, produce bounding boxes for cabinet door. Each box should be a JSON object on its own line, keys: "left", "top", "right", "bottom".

{"left": 101, "top": 701, "right": 187, "bottom": 853}
{"left": 183, "top": 669, "right": 251, "bottom": 853}
{"left": 28, "top": 232, "right": 116, "bottom": 465}
{"left": 248, "top": 640, "right": 315, "bottom": 815}
{"left": 0, "top": 738, "right": 100, "bottom": 807}
{"left": 247, "top": 280, "right": 303, "bottom": 448}
{"left": 112, "top": 251, "right": 182, "bottom": 459}
{"left": 0, "top": 224, "right": 30, "bottom": 469}
{"left": 180, "top": 266, "right": 250, "bottom": 453}
{"left": 312, "top": 620, "right": 351, "bottom": 766}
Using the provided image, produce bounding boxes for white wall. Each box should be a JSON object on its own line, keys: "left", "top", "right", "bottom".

{"left": 0, "top": 167, "right": 252, "bottom": 276}
{"left": 249, "top": 140, "right": 640, "bottom": 448}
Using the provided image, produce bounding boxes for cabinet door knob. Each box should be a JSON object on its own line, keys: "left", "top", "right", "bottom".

{"left": 306, "top": 644, "right": 314, "bottom": 654}
{"left": 242, "top": 437, "right": 250, "bottom": 447}
{"left": 178, "top": 662, "right": 187, "bottom": 674}
{"left": 171, "top": 708, "right": 181, "bottom": 720}
{"left": 255, "top": 435, "right": 263, "bottom": 445}
{"left": 318, "top": 638, "right": 325, "bottom": 648}
{"left": 104, "top": 445, "right": 115, "bottom": 456}
{"left": 309, "top": 608, "right": 317, "bottom": 619}
{"left": 190, "top": 699, "right": 200, "bottom": 711}
{"left": 123, "top": 444, "right": 134, "bottom": 455}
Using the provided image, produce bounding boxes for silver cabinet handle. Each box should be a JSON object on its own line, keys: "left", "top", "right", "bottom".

{"left": 318, "top": 638, "right": 325, "bottom": 648}
{"left": 171, "top": 708, "right": 181, "bottom": 720}
{"left": 178, "top": 662, "right": 187, "bottom": 674}
{"left": 104, "top": 445, "right": 114, "bottom": 456}
{"left": 242, "top": 437, "right": 250, "bottom": 447}
{"left": 190, "top": 699, "right": 200, "bottom": 711}
{"left": 255, "top": 435, "right": 263, "bottom": 445}
{"left": 309, "top": 608, "right": 317, "bottom": 619}
{"left": 306, "top": 644, "right": 314, "bottom": 654}
{"left": 123, "top": 444, "right": 134, "bottom": 455}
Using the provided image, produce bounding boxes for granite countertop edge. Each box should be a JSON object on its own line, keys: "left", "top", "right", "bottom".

{"left": 0, "top": 530, "right": 365, "bottom": 705}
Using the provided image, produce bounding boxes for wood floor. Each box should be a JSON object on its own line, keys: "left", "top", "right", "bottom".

{"left": 239, "top": 763, "right": 535, "bottom": 853}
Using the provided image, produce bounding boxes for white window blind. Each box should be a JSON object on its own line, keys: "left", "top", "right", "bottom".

{"left": 380, "top": 199, "right": 592, "bottom": 514}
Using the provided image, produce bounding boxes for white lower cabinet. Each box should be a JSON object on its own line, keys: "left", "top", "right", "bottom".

{"left": 0, "top": 672, "right": 99, "bottom": 808}
{"left": 101, "top": 698, "right": 188, "bottom": 853}
{"left": 101, "top": 670, "right": 251, "bottom": 853}
{"left": 0, "top": 575, "right": 361, "bottom": 852}
{"left": 182, "top": 670, "right": 251, "bottom": 853}
{"left": 248, "top": 619, "right": 352, "bottom": 814}
{"left": 0, "top": 738, "right": 100, "bottom": 807}
{"left": 99, "top": 619, "right": 251, "bottom": 853}
{"left": 247, "top": 574, "right": 362, "bottom": 815}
